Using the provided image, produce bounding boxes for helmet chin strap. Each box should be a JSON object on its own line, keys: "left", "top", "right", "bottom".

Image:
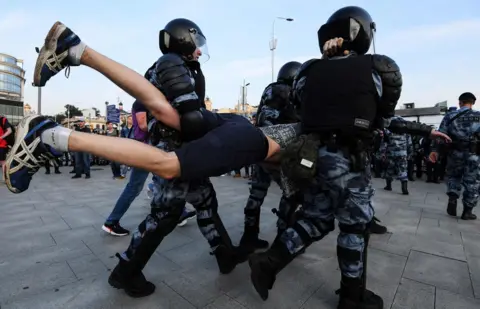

{"left": 371, "top": 22, "right": 377, "bottom": 54}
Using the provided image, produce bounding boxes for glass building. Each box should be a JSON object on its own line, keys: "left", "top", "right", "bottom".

{"left": 0, "top": 53, "right": 25, "bottom": 125}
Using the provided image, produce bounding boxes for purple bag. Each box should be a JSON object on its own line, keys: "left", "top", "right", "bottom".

{"left": 130, "top": 107, "right": 148, "bottom": 143}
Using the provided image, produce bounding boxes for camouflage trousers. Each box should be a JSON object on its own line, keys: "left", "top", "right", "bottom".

{"left": 122, "top": 141, "right": 227, "bottom": 261}
{"left": 446, "top": 150, "right": 480, "bottom": 208}
{"left": 122, "top": 176, "right": 225, "bottom": 260}
{"left": 280, "top": 146, "right": 375, "bottom": 278}
{"left": 244, "top": 164, "right": 301, "bottom": 232}
{"left": 384, "top": 155, "right": 408, "bottom": 181}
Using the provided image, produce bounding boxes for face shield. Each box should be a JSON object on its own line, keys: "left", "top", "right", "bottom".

{"left": 189, "top": 31, "right": 210, "bottom": 64}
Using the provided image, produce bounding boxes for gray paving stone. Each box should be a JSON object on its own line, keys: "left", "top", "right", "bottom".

{"left": 0, "top": 243, "right": 91, "bottom": 279}
{"left": 435, "top": 288, "right": 480, "bottom": 309}
{"left": 391, "top": 278, "right": 435, "bottom": 309}
{"left": 203, "top": 295, "right": 247, "bottom": 309}
{"left": 403, "top": 251, "right": 473, "bottom": 298}
{"left": 466, "top": 255, "right": 480, "bottom": 299}
{"left": 462, "top": 231, "right": 480, "bottom": 257}
{"left": 2, "top": 169, "right": 480, "bottom": 308}
{"left": 2, "top": 277, "right": 196, "bottom": 309}
{"left": 67, "top": 253, "right": 109, "bottom": 279}
{"left": 0, "top": 261, "right": 77, "bottom": 303}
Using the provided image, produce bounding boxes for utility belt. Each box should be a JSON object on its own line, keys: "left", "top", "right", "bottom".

{"left": 447, "top": 140, "right": 480, "bottom": 155}
{"left": 149, "top": 121, "right": 182, "bottom": 149}
{"left": 281, "top": 132, "right": 371, "bottom": 187}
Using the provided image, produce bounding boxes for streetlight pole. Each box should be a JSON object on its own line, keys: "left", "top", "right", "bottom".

{"left": 37, "top": 87, "right": 42, "bottom": 115}
{"left": 270, "top": 17, "right": 294, "bottom": 83}
{"left": 242, "top": 79, "right": 250, "bottom": 117}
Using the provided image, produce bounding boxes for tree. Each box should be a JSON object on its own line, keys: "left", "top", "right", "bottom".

{"left": 92, "top": 107, "right": 101, "bottom": 117}
{"left": 64, "top": 104, "right": 83, "bottom": 117}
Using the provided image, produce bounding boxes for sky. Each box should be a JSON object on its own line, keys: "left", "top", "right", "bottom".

{"left": 1, "top": 0, "right": 480, "bottom": 116}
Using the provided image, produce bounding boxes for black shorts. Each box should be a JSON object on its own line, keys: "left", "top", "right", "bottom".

{"left": 0, "top": 147, "right": 7, "bottom": 161}
{"left": 175, "top": 115, "right": 268, "bottom": 180}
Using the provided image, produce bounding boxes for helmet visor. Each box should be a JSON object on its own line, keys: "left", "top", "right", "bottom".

{"left": 190, "top": 32, "right": 210, "bottom": 63}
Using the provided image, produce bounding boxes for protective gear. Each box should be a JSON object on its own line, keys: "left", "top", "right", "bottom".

{"left": 300, "top": 56, "right": 377, "bottom": 136}
{"left": 387, "top": 118, "right": 433, "bottom": 136}
{"left": 146, "top": 53, "right": 201, "bottom": 112}
{"left": 336, "top": 222, "right": 383, "bottom": 309}
{"left": 108, "top": 253, "right": 156, "bottom": 298}
{"left": 256, "top": 83, "right": 298, "bottom": 126}
{"left": 318, "top": 6, "right": 375, "bottom": 56}
{"left": 401, "top": 181, "right": 409, "bottom": 195}
{"left": 372, "top": 54, "right": 402, "bottom": 118}
{"left": 180, "top": 110, "right": 208, "bottom": 141}
{"left": 462, "top": 207, "right": 477, "bottom": 220}
{"left": 145, "top": 53, "right": 209, "bottom": 142}
{"left": 248, "top": 238, "right": 295, "bottom": 301}
{"left": 159, "top": 18, "right": 209, "bottom": 62}
{"left": 447, "top": 195, "right": 457, "bottom": 216}
{"left": 277, "top": 61, "right": 302, "bottom": 86}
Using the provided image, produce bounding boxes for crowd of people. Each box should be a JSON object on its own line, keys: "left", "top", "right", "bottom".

{"left": 2, "top": 6, "right": 478, "bottom": 309}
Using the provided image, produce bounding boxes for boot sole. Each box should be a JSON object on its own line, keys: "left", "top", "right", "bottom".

{"left": 248, "top": 257, "right": 270, "bottom": 300}
{"left": 108, "top": 276, "right": 156, "bottom": 298}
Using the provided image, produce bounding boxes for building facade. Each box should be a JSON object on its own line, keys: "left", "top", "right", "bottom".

{"left": 0, "top": 53, "right": 25, "bottom": 125}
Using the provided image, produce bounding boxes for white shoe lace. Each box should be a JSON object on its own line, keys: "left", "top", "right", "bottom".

{"left": 9, "top": 137, "right": 51, "bottom": 174}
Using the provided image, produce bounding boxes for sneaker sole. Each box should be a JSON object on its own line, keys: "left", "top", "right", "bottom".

{"left": 33, "top": 21, "right": 67, "bottom": 87}
{"left": 4, "top": 115, "right": 41, "bottom": 193}
{"left": 102, "top": 225, "right": 129, "bottom": 236}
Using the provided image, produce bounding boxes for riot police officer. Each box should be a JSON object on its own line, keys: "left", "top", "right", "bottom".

{"left": 108, "top": 18, "right": 244, "bottom": 298}
{"left": 248, "top": 6, "right": 447, "bottom": 308}
{"left": 381, "top": 118, "right": 412, "bottom": 195}
{"left": 239, "top": 61, "right": 302, "bottom": 254}
{"left": 431, "top": 92, "right": 479, "bottom": 220}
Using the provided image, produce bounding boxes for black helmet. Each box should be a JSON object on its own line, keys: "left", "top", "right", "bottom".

{"left": 277, "top": 61, "right": 302, "bottom": 85}
{"left": 159, "top": 18, "right": 209, "bottom": 61}
{"left": 318, "top": 6, "right": 375, "bottom": 55}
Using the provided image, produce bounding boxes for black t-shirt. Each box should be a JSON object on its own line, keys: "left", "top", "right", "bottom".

{"left": 132, "top": 100, "right": 147, "bottom": 113}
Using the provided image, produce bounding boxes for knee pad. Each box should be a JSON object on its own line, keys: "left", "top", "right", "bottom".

{"left": 337, "top": 222, "right": 370, "bottom": 263}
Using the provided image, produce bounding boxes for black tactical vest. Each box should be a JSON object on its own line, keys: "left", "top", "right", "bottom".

{"left": 301, "top": 55, "right": 378, "bottom": 137}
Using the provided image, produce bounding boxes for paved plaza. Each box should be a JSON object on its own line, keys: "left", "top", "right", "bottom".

{"left": 1, "top": 167, "right": 480, "bottom": 309}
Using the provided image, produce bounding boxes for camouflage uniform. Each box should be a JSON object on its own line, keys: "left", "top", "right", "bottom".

{"left": 120, "top": 56, "right": 240, "bottom": 276}
{"left": 381, "top": 128, "right": 411, "bottom": 181}
{"left": 437, "top": 106, "right": 480, "bottom": 219}
{"left": 241, "top": 82, "right": 302, "bottom": 252}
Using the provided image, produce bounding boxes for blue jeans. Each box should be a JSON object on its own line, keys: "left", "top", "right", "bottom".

{"left": 74, "top": 152, "right": 90, "bottom": 175}
{"left": 105, "top": 167, "right": 150, "bottom": 224}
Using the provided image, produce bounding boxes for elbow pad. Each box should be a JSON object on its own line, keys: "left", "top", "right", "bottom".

{"left": 389, "top": 119, "right": 432, "bottom": 137}
{"left": 180, "top": 110, "right": 208, "bottom": 141}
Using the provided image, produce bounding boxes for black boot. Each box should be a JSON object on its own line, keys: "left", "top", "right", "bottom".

{"left": 337, "top": 276, "right": 384, "bottom": 309}
{"left": 401, "top": 181, "right": 409, "bottom": 195}
{"left": 210, "top": 212, "right": 249, "bottom": 273}
{"left": 461, "top": 207, "right": 477, "bottom": 220}
{"left": 370, "top": 217, "right": 387, "bottom": 234}
{"left": 108, "top": 253, "right": 156, "bottom": 298}
{"left": 249, "top": 238, "right": 294, "bottom": 300}
{"left": 239, "top": 209, "right": 269, "bottom": 255}
{"left": 239, "top": 230, "right": 269, "bottom": 255}
{"left": 447, "top": 197, "right": 457, "bottom": 217}
{"left": 383, "top": 179, "right": 392, "bottom": 191}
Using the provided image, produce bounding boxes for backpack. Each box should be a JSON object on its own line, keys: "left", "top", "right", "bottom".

{"left": 1, "top": 117, "right": 15, "bottom": 148}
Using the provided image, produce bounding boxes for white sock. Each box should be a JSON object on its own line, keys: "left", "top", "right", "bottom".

{"left": 40, "top": 127, "right": 72, "bottom": 152}
{"left": 68, "top": 42, "right": 87, "bottom": 66}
